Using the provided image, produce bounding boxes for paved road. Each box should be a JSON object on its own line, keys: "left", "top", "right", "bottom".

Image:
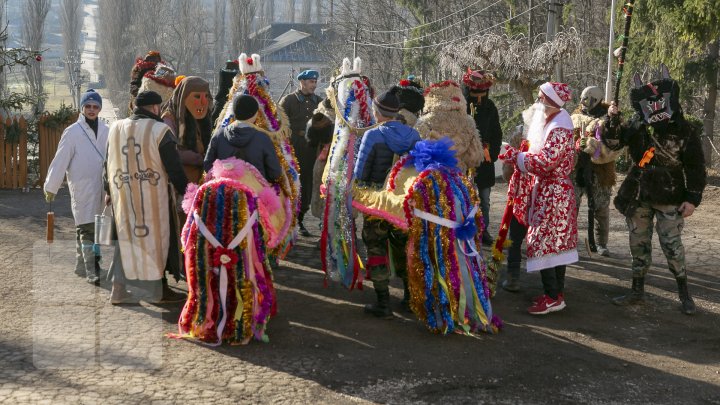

{"left": 80, "top": 1, "right": 117, "bottom": 123}
{"left": 1, "top": 183, "right": 719, "bottom": 404}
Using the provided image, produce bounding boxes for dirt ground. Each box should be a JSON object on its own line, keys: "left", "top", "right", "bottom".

{"left": 1, "top": 180, "right": 719, "bottom": 404}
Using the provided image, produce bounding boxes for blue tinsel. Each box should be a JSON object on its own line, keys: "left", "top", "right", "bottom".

{"left": 409, "top": 138, "right": 459, "bottom": 172}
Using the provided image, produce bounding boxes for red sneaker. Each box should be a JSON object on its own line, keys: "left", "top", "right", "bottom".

{"left": 533, "top": 292, "right": 564, "bottom": 304}
{"left": 528, "top": 294, "right": 566, "bottom": 315}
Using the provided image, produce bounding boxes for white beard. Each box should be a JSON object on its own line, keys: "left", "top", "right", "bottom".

{"left": 525, "top": 102, "right": 547, "bottom": 154}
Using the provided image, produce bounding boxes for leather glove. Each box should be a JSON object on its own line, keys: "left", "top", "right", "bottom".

{"left": 44, "top": 191, "right": 55, "bottom": 203}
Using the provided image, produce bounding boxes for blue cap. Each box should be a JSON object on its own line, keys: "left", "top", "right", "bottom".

{"left": 80, "top": 89, "right": 102, "bottom": 109}
{"left": 296, "top": 70, "right": 319, "bottom": 81}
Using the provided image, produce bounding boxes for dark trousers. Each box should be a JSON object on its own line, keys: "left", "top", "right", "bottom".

{"left": 540, "top": 265, "right": 566, "bottom": 299}
{"left": 291, "top": 133, "right": 315, "bottom": 222}
{"left": 506, "top": 216, "right": 528, "bottom": 279}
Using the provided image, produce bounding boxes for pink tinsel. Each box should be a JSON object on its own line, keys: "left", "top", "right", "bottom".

{"left": 210, "top": 157, "right": 246, "bottom": 180}
{"left": 182, "top": 183, "right": 200, "bottom": 214}
{"left": 258, "top": 187, "right": 281, "bottom": 214}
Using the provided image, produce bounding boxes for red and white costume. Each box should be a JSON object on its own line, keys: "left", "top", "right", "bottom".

{"left": 508, "top": 82, "right": 578, "bottom": 272}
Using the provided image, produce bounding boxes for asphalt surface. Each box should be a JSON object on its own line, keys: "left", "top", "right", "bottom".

{"left": 1, "top": 183, "right": 719, "bottom": 404}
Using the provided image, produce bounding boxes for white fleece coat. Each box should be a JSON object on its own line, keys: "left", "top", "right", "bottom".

{"left": 44, "top": 115, "right": 109, "bottom": 225}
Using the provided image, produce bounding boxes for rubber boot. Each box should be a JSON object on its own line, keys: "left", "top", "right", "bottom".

{"left": 82, "top": 244, "right": 99, "bottom": 284}
{"left": 676, "top": 277, "right": 696, "bottom": 315}
{"left": 364, "top": 290, "right": 393, "bottom": 319}
{"left": 612, "top": 277, "right": 645, "bottom": 306}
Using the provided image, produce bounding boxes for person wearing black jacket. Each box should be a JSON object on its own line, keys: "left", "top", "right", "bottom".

{"left": 305, "top": 97, "right": 335, "bottom": 219}
{"left": 204, "top": 94, "right": 283, "bottom": 183}
{"left": 604, "top": 66, "right": 706, "bottom": 315}
{"left": 279, "top": 70, "right": 323, "bottom": 236}
{"left": 463, "top": 69, "right": 502, "bottom": 245}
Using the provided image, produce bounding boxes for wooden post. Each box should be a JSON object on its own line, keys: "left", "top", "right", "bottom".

{"left": 19, "top": 117, "right": 28, "bottom": 188}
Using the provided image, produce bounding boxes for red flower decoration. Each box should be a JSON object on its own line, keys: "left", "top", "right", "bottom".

{"left": 399, "top": 79, "right": 411, "bottom": 86}
{"left": 35, "top": 55, "right": 42, "bottom": 62}
{"left": 246, "top": 57, "right": 254, "bottom": 66}
{"left": 212, "top": 246, "right": 239, "bottom": 268}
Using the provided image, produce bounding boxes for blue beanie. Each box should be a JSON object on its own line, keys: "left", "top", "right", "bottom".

{"left": 80, "top": 89, "right": 102, "bottom": 109}
{"left": 296, "top": 70, "right": 319, "bottom": 81}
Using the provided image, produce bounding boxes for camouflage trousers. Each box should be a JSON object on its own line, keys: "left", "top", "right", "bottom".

{"left": 626, "top": 202, "right": 686, "bottom": 279}
{"left": 575, "top": 184, "right": 612, "bottom": 246}
{"left": 361, "top": 216, "right": 407, "bottom": 293}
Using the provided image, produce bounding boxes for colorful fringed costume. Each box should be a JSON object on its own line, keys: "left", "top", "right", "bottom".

{"left": 320, "top": 57, "right": 375, "bottom": 289}
{"left": 354, "top": 139, "right": 501, "bottom": 335}
{"left": 177, "top": 158, "right": 283, "bottom": 345}
{"left": 213, "top": 53, "right": 299, "bottom": 258}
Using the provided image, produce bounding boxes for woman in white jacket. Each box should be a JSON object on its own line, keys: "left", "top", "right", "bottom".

{"left": 44, "top": 90, "right": 109, "bottom": 283}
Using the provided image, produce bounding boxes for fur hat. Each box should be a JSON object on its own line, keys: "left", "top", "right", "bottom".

{"left": 339, "top": 57, "right": 362, "bottom": 79}
{"left": 239, "top": 53, "right": 263, "bottom": 75}
{"left": 138, "top": 64, "right": 177, "bottom": 103}
{"left": 390, "top": 76, "right": 425, "bottom": 115}
{"left": 540, "top": 82, "right": 571, "bottom": 107}
{"left": 462, "top": 68, "right": 495, "bottom": 91}
{"left": 415, "top": 80, "right": 483, "bottom": 171}
{"left": 422, "top": 80, "right": 466, "bottom": 112}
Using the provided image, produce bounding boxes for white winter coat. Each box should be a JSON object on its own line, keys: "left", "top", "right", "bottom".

{"left": 44, "top": 115, "right": 109, "bottom": 226}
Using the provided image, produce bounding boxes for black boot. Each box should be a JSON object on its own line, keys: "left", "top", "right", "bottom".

{"left": 613, "top": 277, "right": 645, "bottom": 306}
{"left": 364, "top": 290, "right": 393, "bottom": 319}
{"left": 400, "top": 280, "right": 411, "bottom": 312}
{"left": 160, "top": 278, "right": 187, "bottom": 303}
{"left": 676, "top": 277, "right": 696, "bottom": 315}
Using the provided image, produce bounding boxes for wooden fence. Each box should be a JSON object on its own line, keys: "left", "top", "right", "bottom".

{"left": 0, "top": 117, "right": 28, "bottom": 189}
{"left": 37, "top": 112, "right": 78, "bottom": 186}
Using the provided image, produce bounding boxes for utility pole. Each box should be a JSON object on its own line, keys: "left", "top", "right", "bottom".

{"left": 352, "top": 23, "right": 359, "bottom": 59}
{"left": 62, "top": 49, "right": 85, "bottom": 109}
{"left": 546, "top": 0, "right": 564, "bottom": 81}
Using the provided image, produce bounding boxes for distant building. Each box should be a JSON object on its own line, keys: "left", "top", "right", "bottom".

{"left": 248, "top": 23, "right": 332, "bottom": 99}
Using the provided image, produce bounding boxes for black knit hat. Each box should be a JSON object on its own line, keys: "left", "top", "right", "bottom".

{"left": 135, "top": 90, "right": 163, "bottom": 107}
{"left": 233, "top": 94, "right": 259, "bottom": 120}
{"left": 373, "top": 91, "right": 400, "bottom": 117}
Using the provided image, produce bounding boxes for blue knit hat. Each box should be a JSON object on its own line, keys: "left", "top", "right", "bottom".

{"left": 80, "top": 89, "right": 102, "bottom": 109}
{"left": 296, "top": 70, "right": 319, "bottom": 81}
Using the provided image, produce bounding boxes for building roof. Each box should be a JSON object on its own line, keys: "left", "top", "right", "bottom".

{"left": 250, "top": 23, "right": 330, "bottom": 63}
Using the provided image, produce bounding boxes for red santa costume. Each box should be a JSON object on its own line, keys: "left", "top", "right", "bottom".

{"left": 502, "top": 82, "right": 578, "bottom": 315}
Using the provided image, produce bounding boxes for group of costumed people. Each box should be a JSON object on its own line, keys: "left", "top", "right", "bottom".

{"left": 72, "top": 46, "right": 704, "bottom": 347}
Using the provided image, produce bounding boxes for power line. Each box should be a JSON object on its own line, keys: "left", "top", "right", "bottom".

{"left": 350, "top": 0, "right": 549, "bottom": 51}
{"left": 362, "top": 0, "right": 505, "bottom": 47}
{"left": 359, "top": 0, "right": 485, "bottom": 34}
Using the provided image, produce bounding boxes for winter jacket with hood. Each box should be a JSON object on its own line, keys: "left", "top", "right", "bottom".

{"left": 353, "top": 120, "right": 421, "bottom": 186}
{"left": 204, "top": 122, "right": 283, "bottom": 182}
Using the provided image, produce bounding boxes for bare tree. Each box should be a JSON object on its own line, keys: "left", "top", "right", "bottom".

{"left": 229, "top": 0, "right": 258, "bottom": 56}
{"left": 161, "top": 0, "right": 211, "bottom": 74}
{"left": 22, "top": 0, "right": 50, "bottom": 114}
{"left": 301, "top": 0, "right": 312, "bottom": 23}
{"left": 213, "top": 0, "right": 228, "bottom": 73}
{"left": 131, "top": 0, "right": 169, "bottom": 51}
{"left": 98, "top": 0, "right": 134, "bottom": 116}
{"left": 286, "top": 0, "right": 296, "bottom": 22}
{"left": 60, "top": 0, "right": 82, "bottom": 103}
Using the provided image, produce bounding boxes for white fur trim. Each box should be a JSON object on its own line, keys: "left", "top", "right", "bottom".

{"left": 239, "top": 53, "right": 263, "bottom": 74}
{"left": 340, "top": 56, "right": 362, "bottom": 77}
{"left": 540, "top": 82, "right": 564, "bottom": 107}
{"left": 526, "top": 250, "right": 578, "bottom": 272}
{"left": 517, "top": 152, "right": 528, "bottom": 173}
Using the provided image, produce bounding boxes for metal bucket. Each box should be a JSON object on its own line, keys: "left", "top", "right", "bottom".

{"left": 95, "top": 206, "right": 114, "bottom": 246}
